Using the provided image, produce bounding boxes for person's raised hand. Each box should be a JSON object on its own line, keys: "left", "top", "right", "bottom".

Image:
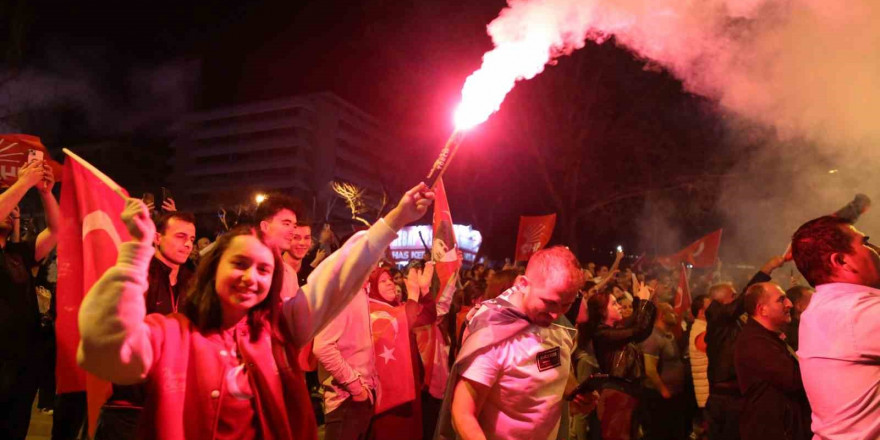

{"left": 17, "top": 160, "right": 45, "bottom": 189}
{"left": 38, "top": 163, "right": 55, "bottom": 194}
{"left": 313, "top": 248, "right": 328, "bottom": 264}
{"left": 384, "top": 182, "right": 434, "bottom": 231}
{"left": 419, "top": 261, "right": 435, "bottom": 295}
{"left": 161, "top": 198, "right": 177, "bottom": 212}
{"left": 635, "top": 281, "right": 652, "bottom": 301}
{"left": 760, "top": 255, "right": 787, "bottom": 275}
{"left": 121, "top": 198, "right": 156, "bottom": 245}
{"left": 405, "top": 268, "right": 420, "bottom": 302}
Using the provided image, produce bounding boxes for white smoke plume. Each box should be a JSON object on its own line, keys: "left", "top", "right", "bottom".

{"left": 468, "top": 0, "right": 880, "bottom": 267}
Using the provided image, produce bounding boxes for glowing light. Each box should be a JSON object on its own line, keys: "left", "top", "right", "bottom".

{"left": 255, "top": 194, "right": 267, "bottom": 204}
{"left": 454, "top": 39, "right": 557, "bottom": 129}
{"left": 828, "top": 169, "right": 839, "bottom": 174}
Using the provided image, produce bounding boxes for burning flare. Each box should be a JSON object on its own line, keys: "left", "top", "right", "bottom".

{"left": 453, "top": 0, "right": 596, "bottom": 130}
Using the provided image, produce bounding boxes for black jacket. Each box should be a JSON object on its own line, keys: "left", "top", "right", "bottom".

{"left": 734, "top": 319, "right": 812, "bottom": 440}
{"left": 705, "top": 271, "right": 770, "bottom": 388}
{"left": 144, "top": 256, "right": 193, "bottom": 315}
{"left": 592, "top": 297, "right": 657, "bottom": 387}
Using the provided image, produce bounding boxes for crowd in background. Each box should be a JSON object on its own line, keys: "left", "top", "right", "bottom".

{"left": 1, "top": 160, "right": 877, "bottom": 440}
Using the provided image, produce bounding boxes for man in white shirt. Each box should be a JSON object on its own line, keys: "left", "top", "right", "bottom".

{"left": 447, "top": 246, "right": 595, "bottom": 440}
{"left": 791, "top": 215, "right": 880, "bottom": 439}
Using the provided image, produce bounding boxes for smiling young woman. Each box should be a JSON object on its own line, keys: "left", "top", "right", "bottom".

{"left": 77, "top": 183, "right": 434, "bottom": 439}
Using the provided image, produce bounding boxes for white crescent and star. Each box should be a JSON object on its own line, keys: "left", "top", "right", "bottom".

{"left": 378, "top": 345, "right": 396, "bottom": 364}
{"left": 691, "top": 241, "right": 706, "bottom": 258}
{"left": 82, "top": 210, "right": 123, "bottom": 248}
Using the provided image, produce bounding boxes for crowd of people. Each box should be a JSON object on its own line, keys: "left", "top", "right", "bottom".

{"left": 0, "top": 156, "right": 878, "bottom": 440}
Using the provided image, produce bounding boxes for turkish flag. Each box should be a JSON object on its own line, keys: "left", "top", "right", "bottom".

{"left": 0, "top": 134, "right": 64, "bottom": 186}
{"left": 369, "top": 300, "right": 416, "bottom": 414}
{"left": 56, "top": 151, "right": 130, "bottom": 435}
{"left": 678, "top": 229, "right": 722, "bottom": 268}
{"left": 514, "top": 214, "right": 557, "bottom": 262}
{"left": 673, "top": 263, "right": 691, "bottom": 333}
{"left": 658, "top": 229, "right": 723, "bottom": 269}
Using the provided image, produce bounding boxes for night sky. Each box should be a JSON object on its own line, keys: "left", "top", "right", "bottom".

{"left": 4, "top": 0, "right": 742, "bottom": 262}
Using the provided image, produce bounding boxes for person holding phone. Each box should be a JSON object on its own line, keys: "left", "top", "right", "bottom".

{"left": 0, "top": 157, "right": 61, "bottom": 439}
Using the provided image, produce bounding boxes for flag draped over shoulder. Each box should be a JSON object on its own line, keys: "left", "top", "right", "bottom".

{"left": 369, "top": 299, "right": 416, "bottom": 414}
{"left": 56, "top": 150, "right": 130, "bottom": 435}
{"left": 514, "top": 213, "right": 556, "bottom": 262}
{"left": 0, "top": 134, "right": 64, "bottom": 186}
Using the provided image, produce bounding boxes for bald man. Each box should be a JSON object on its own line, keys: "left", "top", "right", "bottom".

{"left": 733, "top": 282, "right": 811, "bottom": 440}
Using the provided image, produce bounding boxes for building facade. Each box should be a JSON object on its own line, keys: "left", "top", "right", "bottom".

{"left": 169, "top": 92, "right": 395, "bottom": 225}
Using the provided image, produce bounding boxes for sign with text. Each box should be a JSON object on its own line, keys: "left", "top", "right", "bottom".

{"left": 389, "top": 224, "right": 482, "bottom": 265}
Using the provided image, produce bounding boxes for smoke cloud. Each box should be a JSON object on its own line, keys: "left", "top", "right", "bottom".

{"left": 476, "top": 0, "right": 880, "bottom": 268}
{"left": 0, "top": 44, "right": 198, "bottom": 140}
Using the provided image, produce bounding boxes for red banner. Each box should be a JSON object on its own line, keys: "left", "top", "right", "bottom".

{"left": 56, "top": 151, "right": 130, "bottom": 435}
{"left": 369, "top": 300, "right": 416, "bottom": 414}
{"left": 0, "top": 134, "right": 63, "bottom": 186}
{"left": 416, "top": 178, "right": 460, "bottom": 397}
{"left": 514, "top": 214, "right": 556, "bottom": 262}
{"left": 431, "top": 178, "right": 462, "bottom": 288}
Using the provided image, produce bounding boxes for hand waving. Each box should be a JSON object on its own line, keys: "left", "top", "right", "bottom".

{"left": 635, "top": 281, "right": 653, "bottom": 301}
{"left": 121, "top": 198, "right": 156, "bottom": 245}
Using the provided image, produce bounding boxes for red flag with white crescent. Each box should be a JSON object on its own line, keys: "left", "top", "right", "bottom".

{"left": 514, "top": 214, "right": 556, "bottom": 262}
{"left": 656, "top": 229, "right": 723, "bottom": 269}
{"left": 369, "top": 300, "right": 416, "bottom": 414}
{"left": 0, "top": 134, "right": 64, "bottom": 186}
{"left": 56, "top": 152, "right": 130, "bottom": 435}
{"left": 678, "top": 229, "right": 722, "bottom": 268}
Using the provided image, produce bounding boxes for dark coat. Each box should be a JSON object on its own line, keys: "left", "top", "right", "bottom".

{"left": 705, "top": 271, "right": 771, "bottom": 387}
{"left": 734, "top": 318, "right": 812, "bottom": 440}
{"left": 145, "top": 256, "right": 193, "bottom": 315}
{"left": 592, "top": 298, "right": 657, "bottom": 386}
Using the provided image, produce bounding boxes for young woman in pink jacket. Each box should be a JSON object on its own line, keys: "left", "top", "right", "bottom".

{"left": 77, "top": 184, "right": 434, "bottom": 439}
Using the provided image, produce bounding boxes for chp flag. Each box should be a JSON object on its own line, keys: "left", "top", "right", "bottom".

{"left": 0, "top": 134, "right": 64, "bottom": 186}
{"left": 56, "top": 149, "right": 130, "bottom": 435}
{"left": 514, "top": 213, "right": 557, "bottom": 262}
{"left": 369, "top": 299, "right": 416, "bottom": 414}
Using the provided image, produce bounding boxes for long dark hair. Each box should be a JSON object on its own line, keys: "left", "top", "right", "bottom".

{"left": 577, "top": 291, "right": 613, "bottom": 350}
{"left": 180, "top": 225, "right": 285, "bottom": 342}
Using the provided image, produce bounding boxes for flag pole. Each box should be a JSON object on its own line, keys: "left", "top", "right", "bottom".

{"left": 425, "top": 130, "right": 466, "bottom": 189}
{"left": 62, "top": 148, "right": 127, "bottom": 200}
